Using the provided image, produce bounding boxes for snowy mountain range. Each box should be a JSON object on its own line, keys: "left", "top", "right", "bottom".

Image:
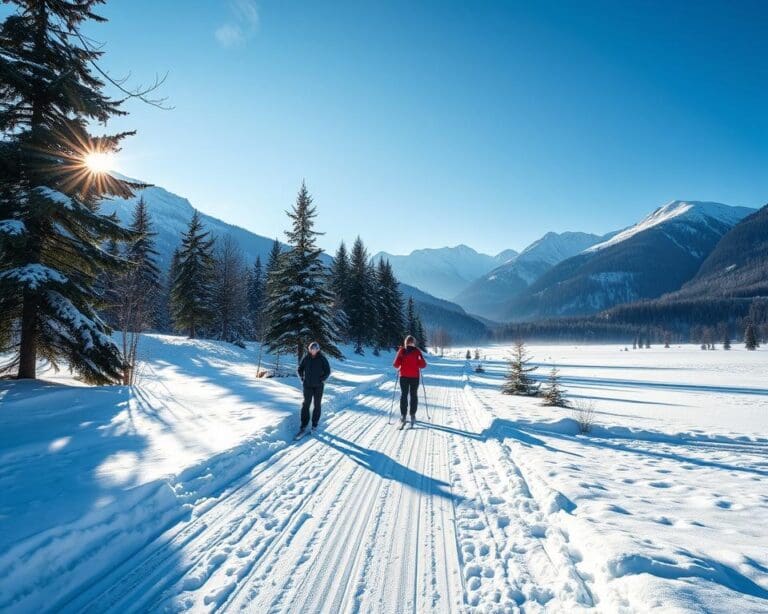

{"left": 102, "top": 179, "right": 758, "bottom": 332}
{"left": 455, "top": 231, "right": 606, "bottom": 320}
{"left": 374, "top": 245, "right": 518, "bottom": 300}
{"left": 503, "top": 200, "right": 755, "bottom": 321}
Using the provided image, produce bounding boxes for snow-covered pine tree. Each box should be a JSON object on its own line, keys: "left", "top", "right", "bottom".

{"left": 347, "top": 236, "right": 375, "bottom": 354}
{"left": 330, "top": 241, "right": 351, "bottom": 341}
{"left": 212, "top": 235, "right": 249, "bottom": 344}
{"left": 501, "top": 340, "right": 540, "bottom": 396}
{"left": 113, "top": 197, "right": 160, "bottom": 384}
{"left": 264, "top": 183, "right": 342, "bottom": 361}
{"left": 171, "top": 211, "right": 215, "bottom": 338}
{"left": 745, "top": 321, "right": 758, "bottom": 350}
{"left": 723, "top": 327, "right": 732, "bottom": 350}
{"left": 247, "top": 256, "right": 265, "bottom": 340}
{"left": 0, "top": 1, "right": 142, "bottom": 383}
{"left": 542, "top": 367, "right": 567, "bottom": 406}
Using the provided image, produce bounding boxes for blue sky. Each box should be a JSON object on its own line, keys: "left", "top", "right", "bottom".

{"left": 73, "top": 0, "right": 767, "bottom": 255}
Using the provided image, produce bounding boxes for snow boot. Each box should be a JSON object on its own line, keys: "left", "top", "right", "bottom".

{"left": 398, "top": 415, "right": 406, "bottom": 430}
{"left": 410, "top": 415, "right": 416, "bottom": 428}
{"left": 294, "top": 427, "right": 307, "bottom": 440}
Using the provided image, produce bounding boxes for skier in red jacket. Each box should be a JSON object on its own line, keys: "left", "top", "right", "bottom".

{"left": 393, "top": 335, "right": 427, "bottom": 426}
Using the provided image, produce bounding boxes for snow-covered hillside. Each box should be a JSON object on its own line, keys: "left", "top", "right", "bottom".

{"left": 456, "top": 231, "right": 604, "bottom": 320}
{"left": 376, "top": 244, "right": 517, "bottom": 300}
{"left": 1, "top": 337, "right": 766, "bottom": 612}
{"left": 102, "top": 177, "right": 284, "bottom": 270}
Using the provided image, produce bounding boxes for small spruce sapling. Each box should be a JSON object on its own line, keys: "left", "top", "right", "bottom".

{"left": 501, "top": 340, "right": 540, "bottom": 396}
{"left": 542, "top": 367, "right": 567, "bottom": 407}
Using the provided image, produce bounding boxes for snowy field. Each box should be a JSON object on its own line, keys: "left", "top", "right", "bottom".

{"left": 0, "top": 337, "right": 766, "bottom": 612}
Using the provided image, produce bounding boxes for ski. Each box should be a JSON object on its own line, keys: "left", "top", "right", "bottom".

{"left": 294, "top": 429, "right": 308, "bottom": 441}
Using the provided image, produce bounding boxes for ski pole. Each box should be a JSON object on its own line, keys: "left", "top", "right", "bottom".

{"left": 388, "top": 371, "right": 399, "bottom": 425}
{"left": 421, "top": 376, "right": 431, "bottom": 422}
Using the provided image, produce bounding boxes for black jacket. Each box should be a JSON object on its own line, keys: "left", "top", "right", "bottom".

{"left": 298, "top": 352, "right": 331, "bottom": 387}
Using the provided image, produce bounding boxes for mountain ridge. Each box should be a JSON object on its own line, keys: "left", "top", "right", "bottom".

{"left": 503, "top": 200, "right": 755, "bottom": 321}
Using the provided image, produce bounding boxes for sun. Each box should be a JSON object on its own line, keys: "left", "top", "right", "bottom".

{"left": 83, "top": 151, "right": 115, "bottom": 174}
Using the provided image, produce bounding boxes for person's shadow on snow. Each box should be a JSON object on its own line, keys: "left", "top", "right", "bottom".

{"left": 316, "top": 430, "right": 463, "bottom": 503}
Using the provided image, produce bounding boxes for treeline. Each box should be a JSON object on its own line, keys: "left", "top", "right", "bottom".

{"left": 98, "top": 184, "right": 429, "bottom": 382}
{"left": 330, "top": 238, "right": 426, "bottom": 355}
{"left": 494, "top": 297, "right": 768, "bottom": 348}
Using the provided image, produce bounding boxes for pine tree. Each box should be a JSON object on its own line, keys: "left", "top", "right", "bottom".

{"left": 405, "top": 297, "right": 418, "bottom": 343}
{"left": 404, "top": 296, "right": 427, "bottom": 349}
{"left": 0, "top": 1, "right": 142, "bottom": 383}
{"left": 113, "top": 198, "right": 160, "bottom": 384}
{"left": 466, "top": 349, "right": 472, "bottom": 360}
{"left": 347, "top": 237, "right": 375, "bottom": 354}
{"left": 261, "top": 238, "right": 284, "bottom": 373}
{"left": 542, "top": 367, "right": 567, "bottom": 406}
{"left": 171, "top": 211, "right": 215, "bottom": 338}
{"left": 264, "top": 182, "right": 341, "bottom": 361}
{"left": 212, "top": 235, "right": 249, "bottom": 343}
{"left": 415, "top": 316, "right": 428, "bottom": 351}
{"left": 330, "top": 241, "right": 351, "bottom": 340}
{"left": 375, "top": 259, "right": 405, "bottom": 351}
{"left": 366, "top": 258, "right": 381, "bottom": 353}
{"left": 745, "top": 321, "right": 759, "bottom": 350}
{"left": 247, "top": 256, "right": 265, "bottom": 340}
{"left": 723, "top": 327, "right": 732, "bottom": 350}
{"left": 502, "top": 340, "right": 540, "bottom": 396}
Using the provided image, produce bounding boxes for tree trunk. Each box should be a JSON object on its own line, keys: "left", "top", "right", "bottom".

{"left": 17, "top": 4, "right": 48, "bottom": 381}
{"left": 17, "top": 294, "right": 38, "bottom": 379}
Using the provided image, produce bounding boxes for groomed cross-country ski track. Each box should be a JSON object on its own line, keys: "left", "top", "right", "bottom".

{"left": 47, "top": 359, "right": 596, "bottom": 613}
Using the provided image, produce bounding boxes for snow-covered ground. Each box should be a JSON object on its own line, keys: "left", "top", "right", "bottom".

{"left": 1, "top": 338, "right": 766, "bottom": 612}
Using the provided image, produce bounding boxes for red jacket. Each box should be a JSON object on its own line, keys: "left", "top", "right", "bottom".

{"left": 393, "top": 347, "right": 427, "bottom": 378}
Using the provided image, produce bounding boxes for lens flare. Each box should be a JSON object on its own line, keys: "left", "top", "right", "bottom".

{"left": 83, "top": 151, "right": 115, "bottom": 173}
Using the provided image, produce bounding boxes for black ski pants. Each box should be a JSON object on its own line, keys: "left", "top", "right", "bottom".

{"left": 399, "top": 376, "right": 419, "bottom": 416}
{"left": 301, "top": 384, "right": 324, "bottom": 428}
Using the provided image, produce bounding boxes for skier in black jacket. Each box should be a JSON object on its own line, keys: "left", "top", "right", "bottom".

{"left": 296, "top": 341, "right": 331, "bottom": 436}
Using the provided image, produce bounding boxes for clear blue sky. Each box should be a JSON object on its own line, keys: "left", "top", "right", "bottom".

{"left": 76, "top": 0, "right": 768, "bottom": 254}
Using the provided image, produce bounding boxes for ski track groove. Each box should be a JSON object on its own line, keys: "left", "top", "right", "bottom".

{"left": 174, "top": 396, "right": 393, "bottom": 613}
{"left": 68, "top": 390, "right": 386, "bottom": 613}
{"left": 226, "top": 395, "right": 399, "bottom": 612}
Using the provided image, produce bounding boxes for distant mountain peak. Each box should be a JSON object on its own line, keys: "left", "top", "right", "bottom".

{"left": 586, "top": 200, "right": 754, "bottom": 253}
{"left": 376, "top": 244, "right": 518, "bottom": 300}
